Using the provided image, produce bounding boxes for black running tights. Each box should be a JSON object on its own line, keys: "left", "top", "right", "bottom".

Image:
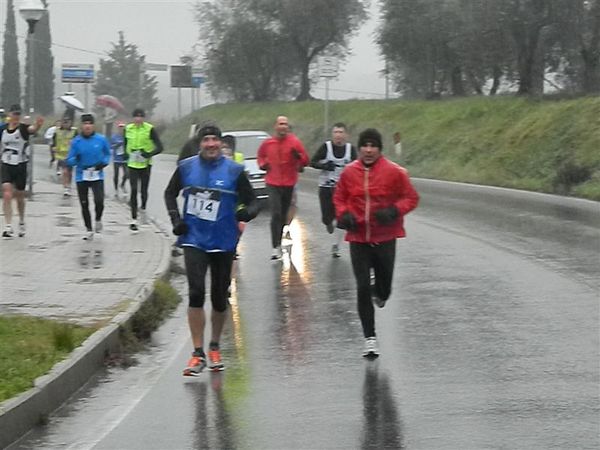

{"left": 349, "top": 240, "right": 396, "bottom": 338}
{"left": 77, "top": 180, "right": 104, "bottom": 231}
{"left": 129, "top": 166, "right": 151, "bottom": 219}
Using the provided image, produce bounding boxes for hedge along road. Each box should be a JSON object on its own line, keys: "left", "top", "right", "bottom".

{"left": 10, "top": 154, "right": 599, "bottom": 450}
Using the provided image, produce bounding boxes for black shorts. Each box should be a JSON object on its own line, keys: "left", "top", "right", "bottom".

{"left": 1, "top": 162, "right": 27, "bottom": 191}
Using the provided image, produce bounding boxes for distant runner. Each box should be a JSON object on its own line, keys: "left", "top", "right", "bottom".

{"left": 1, "top": 104, "right": 43, "bottom": 238}
{"left": 110, "top": 121, "right": 128, "bottom": 199}
{"left": 66, "top": 114, "right": 110, "bottom": 240}
{"left": 257, "top": 115, "right": 309, "bottom": 260}
{"left": 310, "top": 122, "right": 357, "bottom": 257}
{"left": 52, "top": 117, "right": 77, "bottom": 197}
{"left": 124, "top": 108, "right": 163, "bottom": 232}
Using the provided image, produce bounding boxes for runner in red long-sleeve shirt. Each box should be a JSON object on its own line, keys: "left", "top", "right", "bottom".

{"left": 257, "top": 115, "right": 309, "bottom": 260}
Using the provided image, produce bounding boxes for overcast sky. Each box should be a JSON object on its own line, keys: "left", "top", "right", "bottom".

{"left": 2, "top": 0, "right": 386, "bottom": 120}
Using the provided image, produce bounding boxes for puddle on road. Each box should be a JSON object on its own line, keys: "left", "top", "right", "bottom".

{"left": 78, "top": 249, "right": 104, "bottom": 269}
{"left": 55, "top": 214, "right": 75, "bottom": 227}
{"left": 77, "top": 277, "right": 133, "bottom": 284}
{"left": 27, "top": 244, "right": 49, "bottom": 252}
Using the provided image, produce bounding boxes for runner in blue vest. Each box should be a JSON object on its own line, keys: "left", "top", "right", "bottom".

{"left": 164, "top": 125, "right": 259, "bottom": 376}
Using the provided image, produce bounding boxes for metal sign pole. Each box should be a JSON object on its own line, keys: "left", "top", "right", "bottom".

{"left": 324, "top": 78, "right": 330, "bottom": 139}
{"left": 318, "top": 56, "right": 338, "bottom": 140}
{"left": 177, "top": 87, "right": 182, "bottom": 119}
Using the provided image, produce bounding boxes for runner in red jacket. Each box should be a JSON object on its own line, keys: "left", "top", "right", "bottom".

{"left": 257, "top": 115, "right": 309, "bottom": 259}
{"left": 333, "top": 128, "right": 419, "bottom": 359}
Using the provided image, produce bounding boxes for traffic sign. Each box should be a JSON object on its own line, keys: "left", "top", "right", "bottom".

{"left": 192, "top": 74, "right": 205, "bottom": 87}
{"left": 318, "top": 56, "right": 339, "bottom": 78}
{"left": 170, "top": 65, "right": 194, "bottom": 88}
{"left": 61, "top": 63, "right": 94, "bottom": 83}
{"left": 145, "top": 62, "right": 168, "bottom": 72}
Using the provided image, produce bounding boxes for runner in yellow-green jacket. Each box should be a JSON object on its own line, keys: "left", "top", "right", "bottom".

{"left": 124, "top": 108, "right": 163, "bottom": 232}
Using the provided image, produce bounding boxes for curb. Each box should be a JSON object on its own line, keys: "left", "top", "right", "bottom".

{"left": 0, "top": 205, "right": 173, "bottom": 449}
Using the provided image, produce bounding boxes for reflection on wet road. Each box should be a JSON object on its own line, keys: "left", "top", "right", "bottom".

{"left": 10, "top": 157, "right": 599, "bottom": 449}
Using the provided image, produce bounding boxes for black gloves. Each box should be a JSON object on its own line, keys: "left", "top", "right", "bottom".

{"left": 337, "top": 211, "right": 357, "bottom": 231}
{"left": 292, "top": 149, "right": 301, "bottom": 160}
{"left": 374, "top": 206, "right": 399, "bottom": 225}
{"left": 172, "top": 220, "right": 188, "bottom": 236}
{"left": 236, "top": 203, "right": 259, "bottom": 223}
{"left": 259, "top": 163, "right": 270, "bottom": 171}
{"left": 142, "top": 151, "right": 153, "bottom": 159}
{"left": 94, "top": 163, "right": 107, "bottom": 171}
{"left": 323, "top": 160, "right": 336, "bottom": 171}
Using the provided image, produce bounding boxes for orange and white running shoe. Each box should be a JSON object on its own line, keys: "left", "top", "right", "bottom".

{"left": 183, "top": 353, "right": 207, "bottom": 376}
{"left": 208, "top": 348, "right": 224, "bottom": 372}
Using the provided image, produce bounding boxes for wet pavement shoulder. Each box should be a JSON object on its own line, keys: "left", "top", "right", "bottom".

{"left": 0, "top": 176, "right": 173, "bottom": 448}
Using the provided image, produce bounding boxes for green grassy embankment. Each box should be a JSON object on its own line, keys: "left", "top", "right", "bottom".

{"left": 0, "top": 317, "right": 95, "bottom": 402}
{"left": 0, "top": 280, "right": 181, "bottom": 403}
{"left": 161, "top": 96, "right": 600, "bottom": 200}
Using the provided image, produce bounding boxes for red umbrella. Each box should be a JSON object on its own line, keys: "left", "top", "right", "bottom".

{"left": 95, "top": 94, "right": 125, "bottom": 112}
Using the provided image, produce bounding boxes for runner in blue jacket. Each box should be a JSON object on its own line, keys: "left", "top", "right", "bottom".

{"left": 66, "top": 114, "right": 111, "bottom": 240}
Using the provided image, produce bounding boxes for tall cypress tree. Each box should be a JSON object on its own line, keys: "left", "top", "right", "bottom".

{"left": 1, "top": 0, "right": 21, "bottom": 108}
{"left": 35, "top": 0, "right": 54, "bottom": 114}
{"left": 25, "top": 1, "right": 53, "bottom": 114}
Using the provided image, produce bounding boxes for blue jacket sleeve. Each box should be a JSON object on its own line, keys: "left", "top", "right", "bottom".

{"left": 66, "top": 139, "right": 78, "bottom": 167}
{"left": 102, "top": 137, "right": 111, "bottom": 166}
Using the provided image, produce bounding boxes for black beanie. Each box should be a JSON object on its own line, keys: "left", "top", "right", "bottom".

{"left": 358, "top": 128, "right": 383, "bottom": 150}
{"left": 80, "top": 113, "right": 95, "bottom": 124}
{"left": 132, "top": 108, "right": 145, "bottom": 117}
{"left": 222, "top": 134, "right": 236, "bottom": 150}
{"left": 197, "top": 125, "right": 222, "bottom": 140}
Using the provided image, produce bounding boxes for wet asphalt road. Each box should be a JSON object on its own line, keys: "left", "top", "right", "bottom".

{"left": 10, "top": 154, "right": 600, "bottom": 449}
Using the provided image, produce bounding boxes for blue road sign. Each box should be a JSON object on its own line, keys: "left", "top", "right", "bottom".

{"left": 62, "top": 64, "right": 94, "bottom": 83}
{"left": 192, "top": 75, "right": 205, "bottom": 87}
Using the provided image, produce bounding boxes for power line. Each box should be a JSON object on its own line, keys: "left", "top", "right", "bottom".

{"left": 6, "top": 31, "right": 109, "bottom": 58}
{"left": 312, "top": 85, "right": 388, "bottom": 98}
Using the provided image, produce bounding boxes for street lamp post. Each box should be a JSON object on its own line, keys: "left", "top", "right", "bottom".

{"left": 19, "top": 0, "right": 46, "bottom": 196}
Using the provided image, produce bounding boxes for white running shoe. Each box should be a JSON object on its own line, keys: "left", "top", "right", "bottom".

{"left": 271, "top": 246, "right": 283, "bottom": 260}
{"left": 129, "top": 221, "right": 139, "bottom": 233}
{"left": 18, "top": 222, "right": 26, "bottom": 237}
{"left": 362, "top": 337, "right": 379, "bottom": 359}
{"left": 63, "top": 187, "right": 71, "bottom": 197}
{"left": 331, "top": 244, "right": 340, "bottom": 258}
{"left": 82, "top": 230, "right": 94, "bottom": 241}
{"left": 2, "top": 225, "right": 14, "bottom": 239}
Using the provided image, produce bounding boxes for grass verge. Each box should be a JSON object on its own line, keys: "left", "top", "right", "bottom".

{"left": 116, "top": 279, "right": 182, "bottom": 358}
{"left": 161, "top": 96, "right": 600, "bottom": 200}
{"left": 0, "top": 317, "right": 96, "bottom": 403}
{"left": 0, "top": 280, "right": 182, "bottom": 402}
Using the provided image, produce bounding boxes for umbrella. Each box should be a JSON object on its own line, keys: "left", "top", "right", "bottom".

{"left": 96, "top": 94, "right": 125, "bottom": 112}
{"left": 58, "top": 94, "right": 84, "bottom": 111}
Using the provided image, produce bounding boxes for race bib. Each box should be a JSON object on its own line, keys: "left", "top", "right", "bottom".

{"left": 186, "top": 191, "right": 220, "bottom": 221}
{"left": 83, "top": 169, "right": 100, "bottom": 181}
{"left": 131, "top": 151, "right": 147, "bottom": 163}
{"left": 1, "top": 151, "right": 20, "bottom": 165}
{"left": 116, "top": 146, "right": 125, "bottom": 156}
